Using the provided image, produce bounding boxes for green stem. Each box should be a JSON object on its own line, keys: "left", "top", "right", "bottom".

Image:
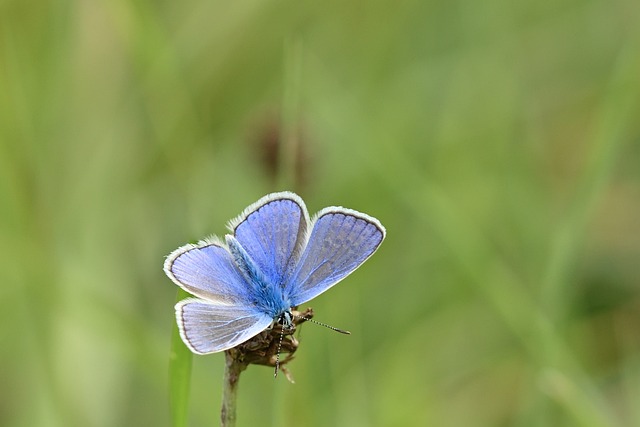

{"left": 220, "top": 351, "right": 247, "bottom": 427}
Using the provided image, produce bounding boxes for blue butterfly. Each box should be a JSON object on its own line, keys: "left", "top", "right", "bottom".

{"left": 164, "top": 191, "right": 386, "bottom": 355}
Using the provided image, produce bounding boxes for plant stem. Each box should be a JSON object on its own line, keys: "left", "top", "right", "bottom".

{"left": 220, "top": 350, "right": 247, "bottom": 427}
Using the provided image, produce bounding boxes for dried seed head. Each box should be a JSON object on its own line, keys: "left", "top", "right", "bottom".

{"left": 224, "top": 307, "right": 314, "bottom": 382}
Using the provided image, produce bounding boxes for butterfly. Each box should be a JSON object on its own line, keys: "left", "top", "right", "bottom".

{"left": 164, "top": 191, "right": 386, "bottom": 355}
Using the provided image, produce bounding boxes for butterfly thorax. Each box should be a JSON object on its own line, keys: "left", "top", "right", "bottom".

{"left": 250, "top": 280, "right": 292, "bottom": 319}
{"left": 241, "top": 259, "right": 291, "bottom": 318}
{"left": 227, "top": 235, "right": 293, "bottom": 318}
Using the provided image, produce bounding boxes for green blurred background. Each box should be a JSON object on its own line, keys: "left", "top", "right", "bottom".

{"left": 2, "top": 0, "right": 640, "bottom": 426}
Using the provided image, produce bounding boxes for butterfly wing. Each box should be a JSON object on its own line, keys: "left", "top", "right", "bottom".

{"left": 228, "top": 192, "right": 310, "bottom": 286}
{"left": 166, "top": 239, "right": 274, "bottom": 354}
{"left": 286, "top": 207, "right": 385, "bottom": 306}
{"left": 164, "top": 238, "right": 252, "bottom": 305}
{"left": 176, "top": 298, "right": 273, "bottom": 354}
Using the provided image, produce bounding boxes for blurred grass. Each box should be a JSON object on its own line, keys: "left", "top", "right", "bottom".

{"left": 169, "top": 289, "right": 193, "bottom": 427}
{"left": 1, "top": 0, "right": 640, "bottom": 426}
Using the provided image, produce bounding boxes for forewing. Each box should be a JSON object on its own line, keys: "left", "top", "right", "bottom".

{"left": 229, "top": 192, "right": 309, "bottom": 286}
{"left": 287, "top": 208, "right": 385, "bottom": 306}
{"left": 164, "top": 239, "right": 250, "bottom": 304}
{"left": 176, "top": 299, "right": 273, "bottom": 354}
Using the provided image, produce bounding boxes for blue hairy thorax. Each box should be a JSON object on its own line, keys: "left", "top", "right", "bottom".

{"left": 226, "top": 235, "right": 291, "bottom": 318}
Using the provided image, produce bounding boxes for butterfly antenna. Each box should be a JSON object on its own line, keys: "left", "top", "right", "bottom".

{"left": 293, "top": 314, "right": 351, "bottom": 335}
{"left": 274, "top": 328, "right": 285, "bottom": 378}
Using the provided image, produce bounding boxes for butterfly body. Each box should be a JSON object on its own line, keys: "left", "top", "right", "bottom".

{"left": 225, "top": 235, "right": 292, "bottom": 320}
{"left": 165, "top": 192, "right": 385, "bottom": 355}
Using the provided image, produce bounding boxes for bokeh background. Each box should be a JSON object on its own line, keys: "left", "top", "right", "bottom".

{"left": 2, "top": 0, "right": 640, "bottom": 426}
